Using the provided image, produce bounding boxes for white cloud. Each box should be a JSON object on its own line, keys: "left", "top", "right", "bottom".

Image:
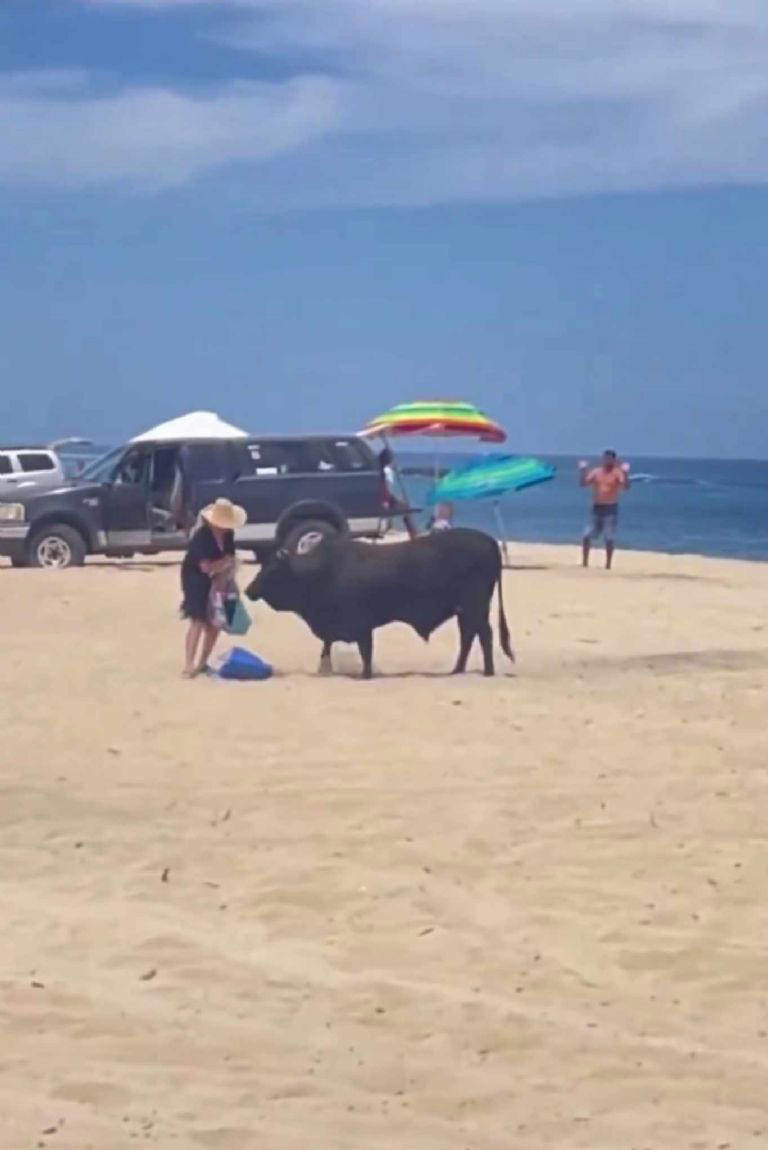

{"left": 0, "top": 70, "right": 92, "bottom": 96}
{"left": 4, "top": 0, "right": 768, "bottom": 202}
{"left": 0, "top": 75, "right": 339, "bottom": 189}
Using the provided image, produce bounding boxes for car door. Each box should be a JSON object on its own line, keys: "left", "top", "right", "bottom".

{"left": 148, "top": 445, "right": 187, "bottom": 547}
{"left": 15, "top": 450, "right": 61, "bottom": 490}
{"left": 232, "top": 440, "right": 314, "bottom": 541}
{"left": 316, "top": 438, "right": 383, "bottom": 532}
{"left": 102, "top": 447, "right": 152, "bottom": 549}
{"left": 179, "top": 442, "right": 237, "bottom": 517}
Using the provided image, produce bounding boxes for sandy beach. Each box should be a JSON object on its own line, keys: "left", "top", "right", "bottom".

{"left": 2, "top": 543, "right": 768, "bottom": 1150}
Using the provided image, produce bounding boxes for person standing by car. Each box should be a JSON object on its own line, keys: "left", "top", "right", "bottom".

{"left": 579, "top": 450, "right": 631, "bottom": 570}
{"left": 180, "top": 498, "right": 246, "bottom": 677}
{"left": 378, "top": 447, "right": 418, "bottom": 540}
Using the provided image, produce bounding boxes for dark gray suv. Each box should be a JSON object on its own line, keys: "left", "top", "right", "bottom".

{"left": 0, "top": 434, "right": 389, "bottom": 569}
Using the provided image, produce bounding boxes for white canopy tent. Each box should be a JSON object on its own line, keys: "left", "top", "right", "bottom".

{"left": 130, "top": 411, "right": 248, "bottom": 443}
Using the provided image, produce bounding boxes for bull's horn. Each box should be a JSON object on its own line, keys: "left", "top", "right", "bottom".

{"left": 288, "top": 543, "right": 331, "bottom": 576}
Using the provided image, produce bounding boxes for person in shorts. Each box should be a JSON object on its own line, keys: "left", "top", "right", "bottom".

{"left": 579, "top": 450, "right": 631, "bottom": 569}
{"left": 378, "top": 447, "right": 418, "bottom": 540}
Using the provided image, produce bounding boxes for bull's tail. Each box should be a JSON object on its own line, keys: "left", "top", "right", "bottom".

{"left": 496, "top": 560, "right": 515, "bottom": 664}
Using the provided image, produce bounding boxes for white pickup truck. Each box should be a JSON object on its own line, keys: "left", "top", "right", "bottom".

{"left": 0, "top": 438, "right": 91, "bottom": 495}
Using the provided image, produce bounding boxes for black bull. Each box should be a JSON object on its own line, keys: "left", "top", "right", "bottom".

{"left": 245, "top": 528, "right": 515, "bottom": 679}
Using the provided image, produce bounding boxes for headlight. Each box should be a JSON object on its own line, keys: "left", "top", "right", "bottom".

{"left": 0, "top": 503, "right": 25, "bottom": 522}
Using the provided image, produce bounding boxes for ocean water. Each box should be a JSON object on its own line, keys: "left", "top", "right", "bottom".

{"left": 60, "top": 448, "right": 768, "bottom": 562}
{"left": 398, "top": 453, "right": 768, "bottom": 562}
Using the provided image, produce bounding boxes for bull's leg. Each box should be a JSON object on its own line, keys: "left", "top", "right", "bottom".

{"left": 478, "top": 620, "right": 494, "bottom": 676}
{"left": 455, "top": 583, "right": 496, "bottom": 675}
{"left": 479, "top": 577, "right": 498, "bottom": 676}
{"left": 318, "top": 640, "right": 333, "bottom": 676}
{"left": 357, "top": 631, "right": 374, "bottom": 679}
{"left": 452, "top": 612, "right": 476, "bottom": 674}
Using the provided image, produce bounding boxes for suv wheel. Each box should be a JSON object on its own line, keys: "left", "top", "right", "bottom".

{"left": 28, "top": 524, "right": 86, "bottom": 569}
{"left": 282, "top": 519, "right": 338, "bottom": 556}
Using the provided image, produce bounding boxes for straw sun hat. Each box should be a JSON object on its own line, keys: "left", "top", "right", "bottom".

{"left": 201, "top": 498, "right": 247, "bottom": 531}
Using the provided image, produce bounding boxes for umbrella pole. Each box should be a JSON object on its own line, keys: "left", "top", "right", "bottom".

{"left": 493, "top": 501, "right": 510, "bottom": 564}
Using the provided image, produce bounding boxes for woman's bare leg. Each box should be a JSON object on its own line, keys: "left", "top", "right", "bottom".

{"left": 195, "top": 624, "right": 221, "bottom": 674}
{"left": 184, "top": 621, "right": 204, "bottom": 676}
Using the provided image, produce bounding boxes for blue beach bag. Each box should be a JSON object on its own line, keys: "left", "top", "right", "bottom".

{"left": 217, "top": 646, "right": 273, "bottom": 681}
{"left": 225, "top": 596, "right": 252, "bottom": 637}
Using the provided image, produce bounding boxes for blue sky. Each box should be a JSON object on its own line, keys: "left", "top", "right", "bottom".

{"left": 2, "top": 0, "right": 768, "bottom": 456}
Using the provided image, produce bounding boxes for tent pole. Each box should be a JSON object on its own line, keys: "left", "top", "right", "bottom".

{"left": 493, "top": 501, "right": 509, "bottom": 565}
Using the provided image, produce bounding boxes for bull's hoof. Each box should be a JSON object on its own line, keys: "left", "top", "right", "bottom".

{"left": 318, "top": 657, "right": 333, "bottom": 676}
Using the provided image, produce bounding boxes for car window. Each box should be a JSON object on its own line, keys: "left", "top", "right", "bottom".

{"left": 246, "top": 440, "right": 318, "bottom": 475}
{"left": 0, "top": 455, "right": 13, "bottom": 475}
{"left": 323, "top": 439, "right": 373, "bottom": 471}
{"left": 80, "top": 446, "right": 124, "bottom": 483}
{"left": 182, "top": 443, "right": 234, "bottom": 481}
{"left": 18, "top": 452, "right": 56, "bottom": 473}
{"left": 245, "top": 438, "right": 375, "bottom": 474}
{"left": 114, "top": 451, "right": 151, "bottom": 486}
{"left": 150, "top": 447, "right": 180, "bottom": 491}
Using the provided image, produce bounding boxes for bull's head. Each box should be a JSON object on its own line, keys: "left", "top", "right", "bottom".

{"left": 244, "top": 543, "right": 331, "bottom": 611}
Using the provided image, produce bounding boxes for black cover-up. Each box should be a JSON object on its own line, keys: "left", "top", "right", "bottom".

{"left": 180, "top": 523, "right": 235, "bottom": 621}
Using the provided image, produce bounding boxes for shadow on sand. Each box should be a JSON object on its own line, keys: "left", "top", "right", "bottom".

{"left": 285, "top": 668, "right": 517, "bottom": 681}
{"left": 614, "top": 571, "right": 726, "bottom": 584}
{"left": 503, "top": 563, "right": 551, "bottom": 572}
{"left": 88, "top": 561, "right": 177, "bottom": 573}
{"left": 566, "top": 647, "right": 768, "bottom": 676}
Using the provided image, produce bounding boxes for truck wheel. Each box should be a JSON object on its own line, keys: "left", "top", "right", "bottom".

{"left": 28, "top": 524, "right": 86, "bottom": 569}
{"left": 282, "top": 519, "right": 338, "bottom": 556}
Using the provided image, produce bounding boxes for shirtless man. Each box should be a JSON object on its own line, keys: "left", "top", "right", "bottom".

{"left": 579, "top": 450, "right": 631, "bottom": 570}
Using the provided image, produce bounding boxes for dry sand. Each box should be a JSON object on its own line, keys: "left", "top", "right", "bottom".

{"left": 2, "top": 544, "right": 768, "bottom": 1150}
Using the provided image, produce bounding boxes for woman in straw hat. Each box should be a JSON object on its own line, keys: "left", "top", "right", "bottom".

{"left": 181, "top": 498, "right": 247, "bottom": 677}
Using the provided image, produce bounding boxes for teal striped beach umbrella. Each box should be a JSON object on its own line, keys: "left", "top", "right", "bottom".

{"left": 428, "top": 454, "right": 555, "bottom": 503}
{"left": 428, "top": 454, "right": 556, "bottom": 560}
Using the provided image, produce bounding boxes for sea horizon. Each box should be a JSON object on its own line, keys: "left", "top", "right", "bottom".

{"left": 396, "top": 451, "right": 768, "bottom": 563}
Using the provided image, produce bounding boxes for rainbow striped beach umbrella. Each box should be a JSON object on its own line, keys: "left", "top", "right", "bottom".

{"left": 361, "top": 400, "right": 507, "bottom": 443}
